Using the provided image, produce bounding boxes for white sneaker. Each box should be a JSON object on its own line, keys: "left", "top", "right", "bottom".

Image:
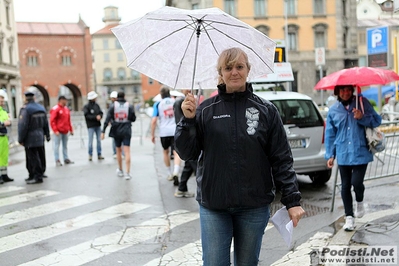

{"left": 125, "top": 173, "right": 131, "bottom": 180}
{"left": 355, "top": 202, "right": 365, "bottom": 218}
{"left": 167, "top": 174, "right": 174, "bottom": 181}
{"left": 174, "top": 190, "right": 195, "bottom": 198}
{"left": 343, "top": 216, "right": 355, "bottom": 231}
{"left": 116, "top": 169, "right": 124, "bottom": 177}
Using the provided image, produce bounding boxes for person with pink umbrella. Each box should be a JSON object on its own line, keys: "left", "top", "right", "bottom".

{"left": 324, "top": 85, "right": 382, "bottom": 231}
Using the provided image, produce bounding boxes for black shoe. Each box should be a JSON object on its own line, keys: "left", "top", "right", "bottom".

{"left": 2, "top": 175, "right": 14, "bottom": 182}
{"left": 64, "top": 159, "right": 74, "bottom": 164}
{"left": 42, "top": 174, "right": 48, "bottom": 178}
{"left": 173, "top": 175, "right": 179, "bottom": 186}
{"left": 25, "top": 177, "right": 34, "bottom": 182}
{"left": 26, "top": 179, "right": 43, "bottom": 184}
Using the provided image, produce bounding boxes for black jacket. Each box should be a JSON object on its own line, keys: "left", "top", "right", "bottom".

{"left": 18, "top": 100, "right": 50, "bottom": 148}
{"left": 102, "top": 99, "right": 136, "bottom": 138}
{"left": 83, "top": 101, "right": 103, "bottom": 128}
{"left": 175, "top": 83, "right": 301, "bottom": 210}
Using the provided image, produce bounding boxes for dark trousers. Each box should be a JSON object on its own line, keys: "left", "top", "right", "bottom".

{"left": 25, "top": 146, "right": 45, "bottom": 180}
{"left": 178, "top": 160, "right": 197, "bottom": 192}
{"left": 338, "top": 164, "right": 368, "bottom": 217}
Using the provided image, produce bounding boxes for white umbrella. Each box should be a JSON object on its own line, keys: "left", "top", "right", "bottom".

{"left": 153, "top": 90, "right": 185, "bottom": 102}
{"left": 111, "top": 6, "right": 276, "bottom": 92}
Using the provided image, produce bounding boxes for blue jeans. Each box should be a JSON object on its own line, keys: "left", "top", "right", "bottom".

{"left": 199, "top": 204, "right": 270, "bottom": 266}
{"left": 53, "top": 133, "right": 69, "bottom": 161}
{"left": 88, "top": 126, "right": 102, "bottom": 156}
{"left": 339, "top": 164, "right": 368, "bottom": 217}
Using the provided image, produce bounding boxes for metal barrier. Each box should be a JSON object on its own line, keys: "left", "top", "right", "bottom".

{"left": 330, "top": 120, "right": 399, "bottom": 211}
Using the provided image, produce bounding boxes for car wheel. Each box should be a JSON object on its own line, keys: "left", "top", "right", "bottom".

{"left": 309, "top": 169, "right": 332, "bottom": 185}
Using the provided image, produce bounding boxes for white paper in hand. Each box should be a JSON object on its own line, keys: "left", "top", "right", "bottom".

{"left": 270, "top": 206, "right": 293, "bottom": 247}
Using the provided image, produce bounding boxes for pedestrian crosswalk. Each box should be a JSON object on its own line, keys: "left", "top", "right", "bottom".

{"left": 0, "top": 186, "right": 203, "bottom": 265}
{"left": 0, "top": 186, "right": 331, "bottom": 265}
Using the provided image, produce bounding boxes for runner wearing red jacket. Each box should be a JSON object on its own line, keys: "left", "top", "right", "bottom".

{"left": 50, "top": 96, "right": 74, "bottom": 166}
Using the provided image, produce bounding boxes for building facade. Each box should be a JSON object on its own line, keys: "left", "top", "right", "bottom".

{"left": 167, "top": 0, "right": 359, "bottom": 104}
{"left": 17, "top": 19, "right": 93, "bottom": 111}
{"left": 1, "top": 0, "right": 21, "bottom": 118}
{"left": 92, "top": 6, "right": 163, "bottom": 108}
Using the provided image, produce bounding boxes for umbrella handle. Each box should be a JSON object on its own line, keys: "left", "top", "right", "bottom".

{"left": 191, "top": 21, "right": 202, "bottom": 95}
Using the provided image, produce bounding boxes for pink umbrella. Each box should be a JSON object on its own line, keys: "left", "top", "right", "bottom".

{"left": 314, "top": 67, "right": 399, "bottom": 109}
{"left": 314, "top": 67, "right": 399, "bottom": 91}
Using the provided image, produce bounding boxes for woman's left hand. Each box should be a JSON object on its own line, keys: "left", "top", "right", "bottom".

{"left": 353, "top": 108, "right": 363, "bottom": 120}
{"left": 288, "top": 206, "right": 306, "bottom": 227}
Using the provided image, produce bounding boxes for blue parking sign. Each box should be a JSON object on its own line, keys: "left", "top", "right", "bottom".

{"left": 367, "top": 26, "right": 389, "bottom": 55}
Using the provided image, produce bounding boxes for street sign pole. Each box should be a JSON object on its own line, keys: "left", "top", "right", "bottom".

{"left": 315, "top": 47, "right": 325, "bottom": 105}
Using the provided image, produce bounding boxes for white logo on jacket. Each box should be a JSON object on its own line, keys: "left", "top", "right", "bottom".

{"left": 246, "top": 107, "right": 259, "bottom": 135}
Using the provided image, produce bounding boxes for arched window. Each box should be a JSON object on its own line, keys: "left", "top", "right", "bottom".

{"left": 286, "top": 24, "right": 299, "bottom": 51}
{"left": 117, "top": 68, "right": 126, "bottom": 80}
{"left": 104, "top": 68, "right": 112, "bottom": 81}
{"left": 131, "top": 69, "right": 140, "bottom": 80}
{"left": 313, "top": 23, "right": 328, "bottom": 48}
{"left": 255, "top": 25, "right": 270, "bottom": 36}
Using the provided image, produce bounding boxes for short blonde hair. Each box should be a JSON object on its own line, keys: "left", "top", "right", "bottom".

{"left": 217, "top": 48, "right": 251, "bottom": 85}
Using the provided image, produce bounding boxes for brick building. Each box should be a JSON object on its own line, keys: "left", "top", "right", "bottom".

{"left": 17, "top": 18, "right": 93, "bottom": 111}
{"left": 92, "top": 6, "right": 162, "bottom": 108}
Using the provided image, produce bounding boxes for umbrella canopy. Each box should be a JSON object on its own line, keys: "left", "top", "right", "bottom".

{"left": 111, "top": 6, "right": 276, "bottom": 91}
{"left": 314, "top": 67, "right": 399, "bottom": 91}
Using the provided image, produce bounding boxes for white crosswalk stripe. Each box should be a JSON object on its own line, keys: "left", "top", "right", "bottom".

{"left": 19, "top": 210, "right": 199, "bottom": 266}
{"left": 0, "top": 185, "right": 25, "bottom": 194}
{"left": 0, "top": 202, "right": 150, "bottom": 254}
{"left": 0, "top": 195, "right": 101, "bottom": 227}
{"left": 0, "top": 190, "right": 59, "bottom": 207}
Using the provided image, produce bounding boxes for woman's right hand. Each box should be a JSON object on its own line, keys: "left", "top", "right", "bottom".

{"left": 182, "top": 93, "right": 197, "bottom": 119}
{"left": 327, "top": 158, "right": 334, "bottom": 168}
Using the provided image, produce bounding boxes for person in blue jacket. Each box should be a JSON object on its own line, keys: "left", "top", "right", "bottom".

{"left": 325, "top": 85, "right": 382, "bottom": 231}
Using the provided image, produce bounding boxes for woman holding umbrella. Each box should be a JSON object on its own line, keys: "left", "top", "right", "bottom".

{"left": 175, "top": 47, "right": 305, "bottom": 265}
{"left": 325, "top": 85, "right": 382, "bottom": 231}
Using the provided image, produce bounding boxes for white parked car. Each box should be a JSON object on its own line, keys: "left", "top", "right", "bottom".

{"left": 255, "top": 90, "right": 331, "bottom": 184}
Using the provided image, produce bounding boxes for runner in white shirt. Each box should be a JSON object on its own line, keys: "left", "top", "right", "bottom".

{"left": 151, "top": 86, "right": 181, "bottom": 185}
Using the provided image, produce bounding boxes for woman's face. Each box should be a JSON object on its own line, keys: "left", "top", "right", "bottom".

{"left": 220, "top": 54, "right": 249, "bottom": 93}
{"left": 339, "top": 87, "right": 353, "bottom": 102}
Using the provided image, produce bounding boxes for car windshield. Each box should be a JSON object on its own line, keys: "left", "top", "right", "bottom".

{"left": 271, "top": 99, "right": 324, "bottom": 127}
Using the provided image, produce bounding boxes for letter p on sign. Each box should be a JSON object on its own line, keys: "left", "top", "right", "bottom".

{"left": 371, "top": 29, "right": 382, "bottom": 48}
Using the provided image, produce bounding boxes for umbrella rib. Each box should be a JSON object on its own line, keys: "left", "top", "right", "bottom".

{"left": 127, "top": 21, "right": 198, "bottom": 67}
{"left": 172, "top": 28, "right": 198, "bottom": 89}
{"left": 200, "top": 20, "right": 274, "bottom": 73}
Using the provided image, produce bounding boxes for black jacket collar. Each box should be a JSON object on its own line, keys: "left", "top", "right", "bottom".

{"left": 217, "top": 83, "right": 253, "bottom": 101}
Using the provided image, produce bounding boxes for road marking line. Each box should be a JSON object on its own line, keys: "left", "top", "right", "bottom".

{"left": 0, "top": 202, "right": 150, "bottom": 254}
{"left": 0, "top": 186, "right": 24, "bottom": 194}
{"left": 0, "top": 195, "right": 101, "bottom": 227}
{"left": 19, "top": 210, "right": 199, "bottom": 266}
{"left": 0, "top": 190, "right": 59, "bottom": 208}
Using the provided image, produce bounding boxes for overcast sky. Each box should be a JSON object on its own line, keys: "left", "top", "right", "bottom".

{"left": 13, "top": 0, "right": 165, "bottom": 33}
